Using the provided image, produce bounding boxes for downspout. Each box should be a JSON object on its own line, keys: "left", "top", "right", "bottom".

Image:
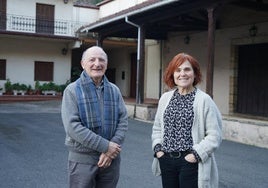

{"left": 125, "top": 16, "right": 141, "bottom": 104}
{"left": 159, "top": 40, "right": 163, "bottom": 98}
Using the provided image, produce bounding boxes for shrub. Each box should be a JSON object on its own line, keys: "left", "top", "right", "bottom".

{"left": 12, "top": 83, "right": 21, "bottom": 91}
{"left": 41, "top": 82, "right": 57, "bottom": 91}
{"left": 4, "top": 79, "right": 13, "bottom": 92}
{"left": 20, "top": 84, "right": 28, "bottom": 91}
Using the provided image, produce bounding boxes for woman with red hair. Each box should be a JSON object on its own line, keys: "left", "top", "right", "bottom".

{"left": 152, "top": 53, "right": 222, "bottom": 188}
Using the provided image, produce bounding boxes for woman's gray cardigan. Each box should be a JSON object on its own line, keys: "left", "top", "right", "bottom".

{"left": 152, "top": 88, "right": 222, "bottom": 188}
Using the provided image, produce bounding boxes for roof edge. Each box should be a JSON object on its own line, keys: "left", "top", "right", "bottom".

{"left": 79, "top": 0, "right": 180, "bottom": 32}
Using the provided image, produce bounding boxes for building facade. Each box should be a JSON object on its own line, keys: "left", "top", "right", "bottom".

{"left": 0, "top": 0, "right": 97, "bottom": 91}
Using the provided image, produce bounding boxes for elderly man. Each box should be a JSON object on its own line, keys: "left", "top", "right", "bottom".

{"left": 61, "top": 46, "right": 128, "bottom": 188}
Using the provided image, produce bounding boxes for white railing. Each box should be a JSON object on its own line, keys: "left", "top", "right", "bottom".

{"left": 2, "top": 13, "right": 87, "bottom": 37}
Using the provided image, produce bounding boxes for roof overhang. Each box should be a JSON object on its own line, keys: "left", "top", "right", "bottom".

{"left": 78, "top": 0, "right": 224, "bottom": 40}
{"left": 78, "top": 0, "right": 268, "bottom": 40}
{"left": 79, "top": 0, "right": 179, "bottom": 33}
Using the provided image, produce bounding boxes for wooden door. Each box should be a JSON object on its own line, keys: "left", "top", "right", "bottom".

{"left": 130, "top": 53, "right": 137, "bottom": 98}
{"left": 237, "top": 43, "right": 268, "bottom": 117}
{"left": 36, "top": 3, "right": 54, "bottom": 34}
{"left": 0, "top": 59, "right": 6, "bottom": 80}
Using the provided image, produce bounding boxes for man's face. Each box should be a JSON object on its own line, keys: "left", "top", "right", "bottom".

{"left": 81, "top": 47, "right": 108, "bottom": 85}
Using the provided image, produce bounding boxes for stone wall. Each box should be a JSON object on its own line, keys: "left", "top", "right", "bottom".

{"left": 223, "top": 117, "right": 268, "bottom": 149}
{"left": 125, "top": 103, "right": 268, "bottom": 149}
{"left": 125, "top": 103, "right": 157, "bottom": 121}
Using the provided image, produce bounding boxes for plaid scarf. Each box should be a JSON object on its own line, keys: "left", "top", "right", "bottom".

{"left": 75, "top": 71, "right": 119, "bottom": 140}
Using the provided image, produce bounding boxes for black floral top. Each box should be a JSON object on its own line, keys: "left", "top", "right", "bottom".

{"left": 154, "top": 88, "right": 201, "bottom": 161}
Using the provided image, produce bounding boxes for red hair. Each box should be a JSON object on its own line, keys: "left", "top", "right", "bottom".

{"left": 164, "top": 53, "right": 202, "bottom": 89}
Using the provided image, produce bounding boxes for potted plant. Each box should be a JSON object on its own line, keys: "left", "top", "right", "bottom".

{"left": 20, "top": 84, "right": 28, "bottom": 95}
{"left": 57, "top": 80, "right": 70, "bottom": 95}
{"left": 27, "top": 85, "right": 34, "bottom": 95}
{"left": 4, "top": 79, "right": 13, "bottom": 95}
{"left": 0, "top": 87, "right": 3, "bottom": 95}
{"left": 42, "top": 82, "right": 57, "bottom": 95}
{"left": 35, "top": 80, "right": 42, "bottom": 95}
{"left": 12, "top": 83, "right": 21, "bottom": 95}
{"left": 71, "top": 67, "right": 82, "bottom": 82}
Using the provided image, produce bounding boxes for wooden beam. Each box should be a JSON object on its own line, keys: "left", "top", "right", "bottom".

{"left": 231, "top": 0, "right": 268, "bottom": 12}
{"left": 206, "top": 7, "right": 217, "bottom": 98}
{"left": 140, "top": 25, "right": 145, "bottom": 104}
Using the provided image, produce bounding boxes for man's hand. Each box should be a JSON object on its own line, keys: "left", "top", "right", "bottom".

{"left": 105, "top": 141, "right": 121, "bottom": 159}
{"left": 98, "top": 153, "right": 112, "bottom": 168}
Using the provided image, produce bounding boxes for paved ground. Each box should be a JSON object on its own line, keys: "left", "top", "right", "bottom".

{"left": 0, "top": 100, "right": 61, "bottom": 114}
{"left": 0, "top": 101, "right": 268, "bottom": 188}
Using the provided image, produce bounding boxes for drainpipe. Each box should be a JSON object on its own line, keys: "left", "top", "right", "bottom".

{"left": 159, "top": 40, "right": 163, "bottom": 98}
{"left": 125, "top": 16, "right": 141, "bottom": 105}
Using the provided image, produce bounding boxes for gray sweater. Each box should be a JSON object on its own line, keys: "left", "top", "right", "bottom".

{"left": 61, "top": 81, "right": 128, "bottom": 164}
{"left": 152, "top": 88, "right": 222, "bottom": 188}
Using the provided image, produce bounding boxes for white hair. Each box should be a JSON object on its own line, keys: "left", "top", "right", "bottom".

{"left": 81, "top": 46, "right": 108, "bottom": 62}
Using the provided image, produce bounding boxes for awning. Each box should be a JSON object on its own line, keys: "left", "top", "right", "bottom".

{"left": 78, "top": 0, "right": 214, "bottom": 40}
{"left": 78, "top": 0, "right": 268, "bottom": 40}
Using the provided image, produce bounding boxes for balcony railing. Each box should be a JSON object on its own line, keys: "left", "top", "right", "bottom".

{"left": 0, "top": 13, "right": 87, "bottom": 37}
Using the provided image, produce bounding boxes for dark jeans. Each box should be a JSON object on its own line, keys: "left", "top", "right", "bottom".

{"left": 158, "top": 153, "right": 198, "bottom": 188}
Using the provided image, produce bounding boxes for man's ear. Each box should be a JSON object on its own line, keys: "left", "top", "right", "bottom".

{"left": 81, "top": 61, "right": 84, "bottom": 69}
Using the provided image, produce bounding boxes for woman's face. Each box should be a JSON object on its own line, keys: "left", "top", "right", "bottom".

{"left": 173, "top": 60, "right": 195, "bottom": 90}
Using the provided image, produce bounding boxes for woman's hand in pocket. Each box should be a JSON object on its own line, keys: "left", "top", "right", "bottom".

{"left": 156, "top": 151, "right": 165, "bottom": 158}
{"left": 184, "top": 153, "right": 197, "bottom": 163}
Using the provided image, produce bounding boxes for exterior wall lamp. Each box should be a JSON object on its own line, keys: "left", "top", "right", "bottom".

{"left": 249, "top": 25, "right": 258, "bottom": 37}
{"left": 62, "top": 48, "right": 68, "bottom": 55}
{"left": 63, "top": 0, "right": 68, "bottom": 4}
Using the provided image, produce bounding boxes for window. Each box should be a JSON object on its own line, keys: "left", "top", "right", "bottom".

{"left": 34, "top": 61, "right": 53, "bottom": 81}
{"left": 0, "top": 59, "right": 6, "bottom": 80}
{"left": 36, "top": 3, "right": 55, "bottom": 34}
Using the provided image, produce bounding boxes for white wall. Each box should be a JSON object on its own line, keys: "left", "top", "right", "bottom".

{"left": 99, "top": 0, "right": 148, "bottom": 18}
{"left": 0, "top": 37, "right": 71, "bottom": 89}
{"left": 73, "top": 6, "right": 99, "bottom": 24}
{"left": 7, "top": 0, "right": 74, "bottom": 21}
{"left": 145, "top": 41, "right": 160, "bottom": 99}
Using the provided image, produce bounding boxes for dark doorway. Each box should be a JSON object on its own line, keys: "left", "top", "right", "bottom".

{"left": 71, "top": 48, "right": 83, "bottom": 82}
{"left": 237, "top": 43, "right": 268, "bottom": 117}
{"left": 130, "top": 53, "right": 137, "bottom": 98}
{"left": 106, "top": 68, "right": 116, "bottom": 84}
{"left": 36, "top": 3, "right": 54, "bottom": 34}
{"left": 0, "top": 59, "right": 6, "bottom": 80}
{"left": 0, "top": 0, "right": 6, "bottom": 30}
